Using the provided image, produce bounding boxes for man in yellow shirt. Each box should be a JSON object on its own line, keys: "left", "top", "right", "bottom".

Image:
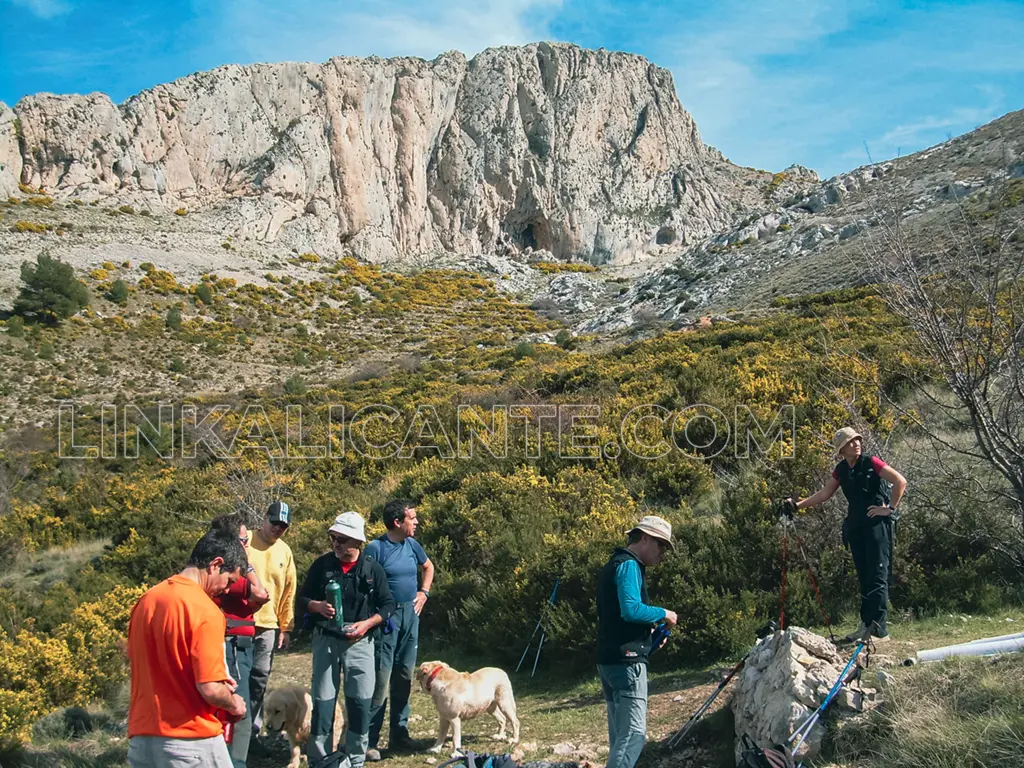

{"left": 248, "top": 501, "right": 297, "bottom": 743}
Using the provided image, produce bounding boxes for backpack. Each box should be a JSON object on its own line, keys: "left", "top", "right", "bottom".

{"left": 312, "top": 751, "right": 351, "bottom": 768}
{"left": 738, "top": 734, "right": 797, "bottom": 768}
{"left": 438, "top": 751, "right": 518, "bottom": 768}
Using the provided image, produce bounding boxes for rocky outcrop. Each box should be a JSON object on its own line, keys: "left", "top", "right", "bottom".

{"left": 0, "top": 103, "right": 22, "bottom": 198}
{"left": 8, "top": 44, "right": 761, "bottom": 264}
{"left": 731, "top": 628, "right": 877, "bottom": 765}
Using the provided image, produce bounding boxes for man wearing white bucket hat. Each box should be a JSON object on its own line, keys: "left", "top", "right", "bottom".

{"left": 784, "top": 428, "right": 907, "bottom": 642}
{"left": 596, "top": 515, "right": 678, "bottom": 768}
{"left": 297, "top": 512, "right": 395, "bottom": 767}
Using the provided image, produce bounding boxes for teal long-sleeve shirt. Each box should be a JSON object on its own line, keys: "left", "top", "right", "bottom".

{"left": 615, "top": 559, "right": 667, "bottom": 624}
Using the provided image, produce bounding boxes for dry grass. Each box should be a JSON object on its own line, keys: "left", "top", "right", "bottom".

{"left": 826, "top": 654, "right": 1024, "bottom": 768}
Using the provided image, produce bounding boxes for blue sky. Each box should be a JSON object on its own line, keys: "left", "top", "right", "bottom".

{"left": 1, "top": 0, "right": 1021, "bottom": 177}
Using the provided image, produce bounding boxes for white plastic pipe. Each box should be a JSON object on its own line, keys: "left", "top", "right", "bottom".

{"left": 961, "top": 631, "right": 1024, "bottom": 645}
{"left": 917, "top": 635, "right": 1024, "bottom": 662}
{"left": 915, "top": 631, "right": 1024, "bottom": 660}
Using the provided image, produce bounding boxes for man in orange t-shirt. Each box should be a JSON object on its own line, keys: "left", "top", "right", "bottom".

{"left": 127, "top": 529, "right": 249, "bottom": 768}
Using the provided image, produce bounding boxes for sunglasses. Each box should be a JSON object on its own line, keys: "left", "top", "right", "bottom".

{"left": 655, "top": 539, "right": 671, "bottom": 553}
{"left": 238, "top": 535, "right": 250, "bottom": 545}
{"left": 269, "top": 520, "right": 289, "bottom": 529}
{"left": 329, "top": 533, "right": 357, "bottom": 545}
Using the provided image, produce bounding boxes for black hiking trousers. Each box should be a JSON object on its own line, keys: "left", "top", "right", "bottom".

{"left": 846, "top": 520, "right": 893, "bottom": 636}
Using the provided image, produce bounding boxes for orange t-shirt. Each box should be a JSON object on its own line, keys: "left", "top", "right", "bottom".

{"left": 127, "top": 574, "right": 229, "bottom": 738}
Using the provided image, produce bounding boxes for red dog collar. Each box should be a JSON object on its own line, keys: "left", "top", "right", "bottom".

{"left": 426, "top": 666, "right": 444, "bottom": 690}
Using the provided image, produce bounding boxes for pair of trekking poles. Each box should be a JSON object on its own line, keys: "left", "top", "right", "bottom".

{"left": 668, "top": 511, "right": 859, "bottom": 759}
{"left": 515, "top": 578, "right": 560, "bottom": 677}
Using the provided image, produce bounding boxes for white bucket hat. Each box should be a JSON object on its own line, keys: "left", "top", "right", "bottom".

{"left": 328, "top": 511, "right": 366, "bottom": 542}
{"left": 833, "top": 427, "right": 862, "bottom": 455}
{"left": 628, "top": 515, "right": 674, "bottom": 550}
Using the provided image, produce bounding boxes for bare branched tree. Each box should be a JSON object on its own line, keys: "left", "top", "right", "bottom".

{"left": 864, "top": 178, "right": 1024, "bottom": 531}
{"left": 224, "top": 456, "right": 288, "bottom": 529}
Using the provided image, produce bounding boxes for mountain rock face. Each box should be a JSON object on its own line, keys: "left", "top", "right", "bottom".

{"left": 0, "top": 103, "right": 21, "bottom": 198}
{"left": 0, "top": 43, "right": 767, "bottom": 264}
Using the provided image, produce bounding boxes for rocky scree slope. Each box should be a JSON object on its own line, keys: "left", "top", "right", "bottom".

{"left": 582, "top": 108, "right": 1024, "bottom": 333}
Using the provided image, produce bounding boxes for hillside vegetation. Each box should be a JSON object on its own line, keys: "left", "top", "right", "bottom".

{"left": 2, "top": 258, "right": 1023, "bottom": 752}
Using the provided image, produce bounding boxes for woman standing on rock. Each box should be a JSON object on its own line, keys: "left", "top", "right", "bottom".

{"left": 784, "top": 428, "right": 907, "bottom": 643}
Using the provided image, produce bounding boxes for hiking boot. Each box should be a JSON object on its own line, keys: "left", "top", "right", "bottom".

{"left": 365, "top": 749, "right": 382, "bottom": 762}
{"left": 843, "top": 623, "right": 867, "bottom": 642}
{"left": 388, "top": 734, "right": 422, "bottom": 753}
{"left": 871, "top": 632, "right": 891, "bottom": 644}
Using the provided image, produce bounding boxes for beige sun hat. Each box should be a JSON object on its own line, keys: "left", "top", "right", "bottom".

{"left": 833, "top": 427, "right": 863, "bottom": 455}
{"left": 328, "top": 511, "right": 366, "bottom": 542}
{"left": 629, "top": 515, "right": 674, "bottom": 550}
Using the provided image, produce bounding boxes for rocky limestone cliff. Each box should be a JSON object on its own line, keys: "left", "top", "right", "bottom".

{"left": 0, "top": 103, "right": 21, "bottom": 199}
{"left": 1, "top": 43, "right": 764, "bottom": 264}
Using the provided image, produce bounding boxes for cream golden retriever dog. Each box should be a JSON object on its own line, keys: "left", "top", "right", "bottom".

{"left": 416, "top": 660, "right": 520, "bottom": 755}
{"left": 263, "top": 686, "right": 313, "bottom": 768}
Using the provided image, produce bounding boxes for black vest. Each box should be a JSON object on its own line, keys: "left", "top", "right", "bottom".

{"left": 834, "top": 455, "right": 890, "bottom": 529}
{"left": 597, "top": 548, "right": 653, "bottom": 665}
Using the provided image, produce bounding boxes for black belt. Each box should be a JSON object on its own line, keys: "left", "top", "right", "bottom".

{"left": 314, "top": 624, "right": 349, "bottom": 640}
{"left": 226, "top": 618, "right": 256, "bottom": 629}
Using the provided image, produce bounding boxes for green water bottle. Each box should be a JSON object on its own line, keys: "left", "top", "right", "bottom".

{"left": 325, "top": 581, "right": 343, "bottom": 628}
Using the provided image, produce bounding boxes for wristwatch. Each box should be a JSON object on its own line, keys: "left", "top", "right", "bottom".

{"left": 419, "top": 589, "right": 430, "bottom": 598}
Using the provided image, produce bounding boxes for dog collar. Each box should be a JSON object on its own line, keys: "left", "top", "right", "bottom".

{"left": 426, "top": 667, "right": 443, "bottom": 690}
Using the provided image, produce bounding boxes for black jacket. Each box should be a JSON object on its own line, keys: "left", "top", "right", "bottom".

{"left": 596, "top": 548, "right": 654, "bottom": 665}
{"left": 297, "top": 552, "right": 395, "bottom": 632}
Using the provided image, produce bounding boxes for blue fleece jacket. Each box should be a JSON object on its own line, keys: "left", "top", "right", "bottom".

{"left": 615, "top": 559, "right": 667, "bottom": 624}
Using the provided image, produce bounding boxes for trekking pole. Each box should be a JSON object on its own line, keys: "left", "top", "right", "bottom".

{"left": 787, "top": 639, "right": 866, "bottom": 754}
{"left": 667, "top": 620, "right": 777, "bottom": 750}
{"left": 778, "top": 515, "right": 836, "bottom": 644}
{"left": 793, "top": 533, "right": 837, "bottom": 644}
{"left": 530, "top": 630, "right": 547, "bottom": 678}
{"left": 515, "top": 578, "right": 561, "bottom": 675}
{"left": 667, "top": 658, "right": 746, "bottom": 748}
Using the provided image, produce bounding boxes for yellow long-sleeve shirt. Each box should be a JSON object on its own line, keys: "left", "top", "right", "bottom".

{"left": 249, "top": 530, "right": 297, "bottom": 632}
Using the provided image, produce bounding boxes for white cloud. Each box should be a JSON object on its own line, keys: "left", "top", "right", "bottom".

{"left": 657, "top": 0, "right": 866, "bottom": 171}
{"left": 8, "top": 0, "right": 71, "bottom": 19}
{"left": 869, "top": 86, "right": 1006, "bottom": 160}
{"left": 208, "top": 0, "right": 562, "bottom": 66}
{"left": 879, "top": 108, "right": 994, "bottom": 147}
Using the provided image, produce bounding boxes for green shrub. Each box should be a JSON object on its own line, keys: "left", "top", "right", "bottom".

{"left": 169, "top": 357, "right": 186, "bottom": 373}
{"left": 195, "top": 284, "right": 214, "bottom": 305}
{"left": 284, "top": 374, "right": 307, "bottom": 395}
{"left": 5, "top": 317, "right": 25, "bottom": 338}
{"left": 106, "top": 279, "right": 129, "bottom": 305}
{"left": 13, "top": 253, "right": 90, "bottom": 323}
{"left": 165, "top": 307, "right": 182, "bottom": 331}
{"left": 513, "top": 342, "right": 535, "bottom": 360}
{"left": 118, "top": 205, "right": 135, "bottom": 215}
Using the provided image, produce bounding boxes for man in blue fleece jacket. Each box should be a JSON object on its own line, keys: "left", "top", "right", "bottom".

{"left": 596, "top": 516, "right": 678, "bottom": 768}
